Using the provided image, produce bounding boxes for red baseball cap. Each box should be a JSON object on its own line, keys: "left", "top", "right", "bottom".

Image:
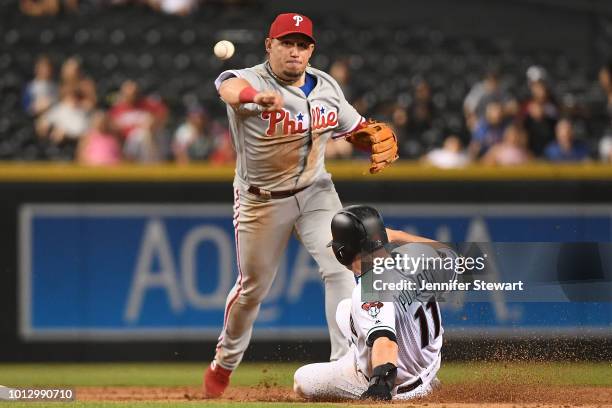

{"left": 268, "top": 13, "right": 315, "bottom": 43}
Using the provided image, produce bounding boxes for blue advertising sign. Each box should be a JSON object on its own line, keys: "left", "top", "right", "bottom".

{"left": 19, "top": 204, "right": 612, "bottom": 341}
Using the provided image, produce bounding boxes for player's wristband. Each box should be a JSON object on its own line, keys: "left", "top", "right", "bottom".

{"left": 238, "top": 86, "right": 258, "bottom": 103}
{"left": 366, "top": 329, "right": 397, "bottom": 347}
{"left": 369, "top": 362, "right": 397, "bottom": 389}
{"left": 361, "top": 363, "right": 397, "bottom": 400}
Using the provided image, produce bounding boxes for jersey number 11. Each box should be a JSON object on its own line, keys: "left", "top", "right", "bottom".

{"left": 413, "top": 296, "right": 441, "bottom": 349}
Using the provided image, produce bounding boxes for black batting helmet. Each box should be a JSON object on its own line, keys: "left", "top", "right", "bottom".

{"left": 327, "top": 205, "right": 388, "bottom": 266}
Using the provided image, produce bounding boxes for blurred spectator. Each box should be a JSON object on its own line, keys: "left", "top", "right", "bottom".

{"left": 23, "top": 55, "right": 58, "bottom": 117}
{"left": 36, "top": 86, "right": 91, "bottom": 144}
{"left": 390, "top": 105, "right": 413, "bottom": 157}
{"left": 77, "top": 111, "right": 122, "bottom": 166}
{"left": 599, "top": 135, "right": 612, "bottom": 162}
{"left": 423, "top": 135, "right": 469, "bottom": 169}
{"left": 464, "top": 69, "right": 515, "bottom": 130}
{"left": 598, "top": 63, "right": 612, "bottom": 161}
{"left": 147, "top": 0, "right": 198, "bottom": 15}
{"left": 60, "top": 57, "right": 97, "bottom": 111}
{"left": 599, "top": 62, "right": 612, "bottom": 117}
{"left": 469, "top": 101, "right": 508, "bottom": 158}
{"left": 173, "top": 107, "right": 229, "bottom": 163}
{"left": 123, "top": 114, "right": 165, "bottom": 163}
{"left": 330, "top": 60, "right": 353, "bottom": 102}
{"left": 405, "top": 79, "right": 436, "bottom": 157}
{"left": 544, "top": 118, "right": 590, "bottom": 162}
{"left": 209, "top": 132, "right": 236, "bottom": 165}
{"left": 482, "top": 124, "right": 532, "bottom": 166}
{"left": 21, "top": 0, "right": 58, "bottom": 15}
{"left": 598, "top": 62, "right": 612, "bottom": 136}
{"left": 352, "top": 95, "right": 370, "bottom": 116}
{"left": 521, "top": 67, "right": 558, "bottom": 156}
{"left": 20, "top": 0, "right": 78, "bottom": 16}
{"left": 525, "top": 65, "right": 547, "bottom": 83}
{"left": 110, "top": 80, "right": 168, "bottom": 140}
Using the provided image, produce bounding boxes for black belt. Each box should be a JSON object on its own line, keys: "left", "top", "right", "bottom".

{"left": 396, "top": 377, "right": 423, "bottom": 394}
{"left": 247, "top": 185, "right": 309, "bottom": 199}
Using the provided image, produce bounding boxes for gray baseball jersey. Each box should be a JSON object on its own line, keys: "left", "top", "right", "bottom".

{"left": 214, "top": 62, "right": 363, "bottom": 191}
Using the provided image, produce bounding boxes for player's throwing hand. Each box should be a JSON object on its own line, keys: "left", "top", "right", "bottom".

{"left": 254, "top": 91, "right": 284, "bottom": 111}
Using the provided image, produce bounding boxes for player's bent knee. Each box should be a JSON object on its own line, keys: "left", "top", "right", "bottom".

{"left": 293, "top": 379, "right": 307, "bottom": 398}
{"left": 293, "top": 366, "right": 315, "bottom": 399}
{"left": 235, "top": 287, "right": 268, "bottom": 307}
{"left": 293, "top": 368, "right": 306, "bottom": 398}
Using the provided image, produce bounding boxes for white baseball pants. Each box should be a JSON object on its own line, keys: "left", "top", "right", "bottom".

{"left": 293, "top": 299, "right": 436, "bottom": 400}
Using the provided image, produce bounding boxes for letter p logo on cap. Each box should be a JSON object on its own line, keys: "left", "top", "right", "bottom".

{"left": 268, "top": 13, "right": 315, "bottom": 43}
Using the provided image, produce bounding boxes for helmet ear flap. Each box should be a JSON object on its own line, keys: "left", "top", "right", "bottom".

{"left": 331, "top": 242, "right": 357, "bottom": 266}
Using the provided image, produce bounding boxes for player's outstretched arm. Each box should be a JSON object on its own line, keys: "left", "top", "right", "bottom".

{"left": 361, "top": 337, "right": 398, "bottom": 401}
{"left": 386, "top": 228, "right": 454, "bottom": 253}
{"left": 218, "top": 77, "right": 283, "bottom": 111}
{"left": 386, "top": 228, "right": 436, "bottom": 244}
{"left": 371, "top": 336, "right": 398, "bottom": 368}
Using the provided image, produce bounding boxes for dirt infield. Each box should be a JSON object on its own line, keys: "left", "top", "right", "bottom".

{"left": 76, "top": 384, "right": 612, "bottom": 406}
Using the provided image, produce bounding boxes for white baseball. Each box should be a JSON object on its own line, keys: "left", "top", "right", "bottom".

{"left": 214, "top": 40, "right": 235, "bottom": 60}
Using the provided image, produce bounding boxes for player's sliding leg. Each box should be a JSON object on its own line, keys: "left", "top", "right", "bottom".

{"left": 295, "top": 286, "right": 439, "bottom": 401}
{"left": 205, "top": 191, "right": 298, "bottom": 397}
{"left": 392, "top": 381, "right": 435, "bottom": 400}
{"left": 293, "top": 349, "right": 367, "bottom": 400}
{"left": 294, "top": 179, "right": 355, "bottom": 361}
{"left": 390, "top": 352, "right": 441, "bottom": 400}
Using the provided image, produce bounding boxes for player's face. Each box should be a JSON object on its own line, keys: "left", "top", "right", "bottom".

{"left": 266, "top": 34, "right": 314, "bottom": 83}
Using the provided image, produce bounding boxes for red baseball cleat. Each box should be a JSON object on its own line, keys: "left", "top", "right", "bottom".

{"left": 203, "top": 362, "right": 232, "bottom": 398}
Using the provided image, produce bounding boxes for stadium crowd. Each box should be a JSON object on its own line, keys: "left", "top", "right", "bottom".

{"left": 24, "top": 55, "right": 234, "bottom": 165}
{"left": 13, "top": 2, "right": 612, "bottom": 167}
{"left": 19, "top": 0, "right": 245, "bottom": 17}
{"left": 326, "top": 60, "right": 612, "bottom": 167}
{"left": 23, "top": 53, "right": 612, "bottom": 167}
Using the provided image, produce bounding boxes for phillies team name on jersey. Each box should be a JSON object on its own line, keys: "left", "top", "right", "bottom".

{"left": 214, "top": 63, "right": 363, "bottom": 191}
{"left": 261, "top": 105, "right": 338, "bottom": 136}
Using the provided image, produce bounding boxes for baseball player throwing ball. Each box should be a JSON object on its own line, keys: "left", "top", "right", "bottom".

{"left": 204, "top": 13, "right": 399, "bottom": 397}
{"left": 294, "top": 205, "right": 458, "bottom": 401}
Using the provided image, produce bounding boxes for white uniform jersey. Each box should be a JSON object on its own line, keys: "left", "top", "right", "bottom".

{"left": 348, "top": 243, "right": 458, "bottom": 387}
{"left": 214, "top": 62, "right": 363, "bottom": 191}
